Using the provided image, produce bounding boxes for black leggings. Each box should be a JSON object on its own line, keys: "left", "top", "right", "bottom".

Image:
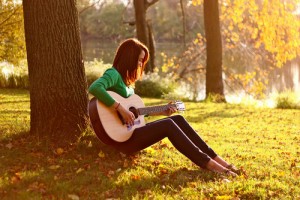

{"left": 113, "top": 115, "right": 218, "bottom": 169}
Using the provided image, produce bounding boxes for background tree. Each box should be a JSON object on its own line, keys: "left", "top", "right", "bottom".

{"left": 0, "top": 0, "right": 25, "bottom": 65}
{"left": 220, "top": 0, "right": 300, "bottom": 98}
{"left": 23, "top": 0, "right": 88, "bottom": 142}
{"left": 203, "top": 0, "right": 225, "bottom": 101}
{"left": 133, "top": 0, "right": 159, "bottom": 73}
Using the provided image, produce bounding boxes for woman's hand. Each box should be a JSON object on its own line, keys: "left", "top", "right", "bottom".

{"left": 162, "top": 102, "right": 177, "bottom": 116}
{"left": 116, "top": 104, "right": 136, "bottom": 126}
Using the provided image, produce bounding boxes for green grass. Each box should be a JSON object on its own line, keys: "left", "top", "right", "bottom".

{"left": 0, "top": 89, "right": 300, "bottom": 199}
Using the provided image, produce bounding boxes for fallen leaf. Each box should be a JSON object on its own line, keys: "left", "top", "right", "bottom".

{"left": 11, "top": 175, "right": 21, "bottom": 184}
{"left": 67, "top": 194, "right": 80, "bottom": 200}
{"left": 160, "top": 169, "right": 168, "bottom": 175}
{"left": 6, "top": 143, "right": 13, "bottom": 149}
{"left": 131, "top": 175, "right": 140, "bottom": 180}
{"left": 107, "top": 170, "right": 115, "bottom": 177}
{"left": 49, "top": 165, "right": 60, "bottom": 170}
{"left": 88, "top": 141, "right": 92, "bottom": 147}
{"left": 123, "top": 159, "right": 129, "bottom": 167}
{"left": 76, "top": 168, "right": 84, "bottom": 174}
{"left": 222, "top": 178, "right": 231, "bottom": 183}
{"left": 98, "top": 151, "right": 105, "bottom": 158}
{"left": 56, "top": 148, "right": 64, "bottom": 155}
{"left": 116, "top": 168, "right": 122, "bottom": 173}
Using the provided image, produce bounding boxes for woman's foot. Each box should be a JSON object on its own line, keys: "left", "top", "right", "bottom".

{"left": 226, "top": 164, "right": 246, "bottom": 176}
{"left": 223, "top": 170, "right": 237, "bottom": 178}
{"left": 213, "top": 156, "right": 244, "bottom": 176}
{"left": 213, "top": 156, "right": 230, "bottom": 168}
{"left": 205, "top": 159, "right": 237, "bottom": 177}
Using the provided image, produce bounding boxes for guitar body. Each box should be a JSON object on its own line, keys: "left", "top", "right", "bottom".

{"left": 89, "top": 91, "right": 146, "bottom": 143}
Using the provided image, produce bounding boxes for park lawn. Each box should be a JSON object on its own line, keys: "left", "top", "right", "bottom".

{"left": 0, "top": 89, "right": 299, "bottom": 199}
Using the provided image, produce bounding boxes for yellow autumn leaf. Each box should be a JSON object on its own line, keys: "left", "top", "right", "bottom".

{"left": 49, "top": 165, "right": 60, "bottom": 170}
{"left": 98, "top": 151, "right": 105, "bottom": 158}
{"left": 56, "top": 148, "right": 64, "bottom": 155}
{"left": 88, "top": 141, "right": 92, "bottom": 147}
{"left": 76, "top": 168, "right": 84, "bottom": 174}
{"left": 131, "top": 175, "right": 140, "bottom": 180}
{"left": 68, "top": 194, "right": 80, "bottom": 200}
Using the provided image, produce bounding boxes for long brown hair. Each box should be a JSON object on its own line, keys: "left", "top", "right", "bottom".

{"left": 113, "top": 38, "right": 149, "bottom": 86}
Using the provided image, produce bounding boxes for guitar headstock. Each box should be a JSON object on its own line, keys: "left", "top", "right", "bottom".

{"left": 174, "top": 101, "right": 185, "bottom": 112}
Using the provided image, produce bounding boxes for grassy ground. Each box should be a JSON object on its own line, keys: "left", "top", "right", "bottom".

{"left": 0, "top": 89, "right": 299, "bottom": 199}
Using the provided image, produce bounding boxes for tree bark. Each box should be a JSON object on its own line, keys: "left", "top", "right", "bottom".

{"left": 203, "top": 0, "right": 225, "bottom": 101}
{"left": 23, "top": 0, "right": 88, "bottom": 142}
{"left": 147, "top": 21, "right": 156, "bottom": 72}
{"left": 133, "top": 0, "right": 157, "bottom": 73}
{"left": 134, "top": 0, "right": 148, "bottom": 46}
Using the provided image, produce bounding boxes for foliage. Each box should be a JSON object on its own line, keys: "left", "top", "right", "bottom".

{"left": 0, "top": 59, "right": 112, "bottom": 89}
{"left": 135, "top": 71, "right": 177, "bottom": 98}
{"left": 2, "top": 0, "right": 299, "bottom": 100}
{"left": 186, "top": 0, "right": 300, "bottom": 99}
{"left": 79, "top": 2, "right": 135, "bottom": 40}
{"left": 148, "top": 1, "right": 195, "bottom": 42}
{"left": 221, "top": 0, "right": 300, "bottom": 67}
{"left": 159, "top": 34, "right": 207, "bottom": 100}
{"left": 1, "top": 89, "right": 300, "bottom": 199}
{"left": 78, "top": 0, "right": 205, "bottom": 42}
{"left": 84, "top": 60, "right": 178, "bottom": 99}
{"left": 220, "top": 0, "right": 300, "bottom": 98}
{"left": 0, "top": 0, "right": 25, "bottom": 65}
{"left": 84, "top": 59, "right": 111, "bottom": 86}
{"left": 0, "top": 60, "right": 177, "bottom": 99}
{"left": 191, "top": 0, "right": 203, "bottom": 5}
{"left": 0, "top": 61, "right": 28, "bottom": 88}
{"left": 275, "top": 90, "right": 300, "bottom": 109}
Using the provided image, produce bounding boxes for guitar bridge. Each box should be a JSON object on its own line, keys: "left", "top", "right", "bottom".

{"left": 126, "top": 119, "right": 141, "bottom": 130}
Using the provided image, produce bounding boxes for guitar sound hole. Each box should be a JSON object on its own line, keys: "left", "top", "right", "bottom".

{"left": 129, "top": 107, "right": 138, "bottom": 118}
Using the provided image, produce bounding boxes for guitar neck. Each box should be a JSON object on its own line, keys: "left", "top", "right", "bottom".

{"left": 138, "top": 104, "right": 174, "bottom": 116}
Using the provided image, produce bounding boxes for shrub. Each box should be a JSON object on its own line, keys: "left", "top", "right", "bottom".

{"left": 135, "top": 72, "right": 177, "bottom": 98}
{"left": 7, "top": 75, "right": 17, "bottom": 88}
{"left": 85, "top": 59, "right": 111, "bottom": 86}
{"left": 0, "top": 61, "right": 29, "bottom": 89}
{"left": 275, "top": 91, "right": 300, "bottom": 109}
{"left": 0, "top": 73, "right": 7, "bottom": 88}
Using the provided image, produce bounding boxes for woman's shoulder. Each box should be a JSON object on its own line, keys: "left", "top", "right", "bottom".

{"left": 104, "top": 67, "right": 120, "bottom": 76}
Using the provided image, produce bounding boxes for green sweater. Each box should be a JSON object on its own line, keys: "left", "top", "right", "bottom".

{"left": 88, "top": 67, "right": 134, "bottom": 106}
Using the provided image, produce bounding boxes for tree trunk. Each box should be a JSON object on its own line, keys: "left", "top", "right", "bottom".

{"left": 147, "top": 21, "right": 156, "bottom": 72}
{"left": 134, "top": 0, "right": 148, "bottom": 48}
{"left": 203, "top": 0, "right": 225, "bottom": 102}
{"left": 133, "top": 0, "right": 155, "bottom": 72}
{"left": 23, "top": 0, "right": 88, "bottom": 142}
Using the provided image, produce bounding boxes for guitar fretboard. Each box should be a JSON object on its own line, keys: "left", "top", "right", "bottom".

{"left": 138, "top": 104, "right": 175, "bottom": 115}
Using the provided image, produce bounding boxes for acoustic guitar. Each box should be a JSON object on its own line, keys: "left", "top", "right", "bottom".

{"left": 88, "top": 91, "right": 185, "bottom": 143}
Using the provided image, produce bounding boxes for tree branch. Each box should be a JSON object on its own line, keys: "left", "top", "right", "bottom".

{"left": 79, "top": 0, "right": 105, "bottom": 15}
{"left": 145, "top": 0, "right": 160, "bottom": 10}
{"left": 1, "top": 19, "right": 23, "bottom": 27}
{"left": 122, "top": 0, "right": 135, "bottom": 25}
{"left": 180, "top": 0, "right": 186, "bottom": 47}
{"left": 0, "top": 6, "right": 22, "bottom": 27}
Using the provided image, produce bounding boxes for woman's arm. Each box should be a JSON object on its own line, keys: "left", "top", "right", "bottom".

{"left": 88, "top": 71, "right": 117, "bottom": 107}
{"left": 88, "top": 69, "right": 136, "bottom": 125}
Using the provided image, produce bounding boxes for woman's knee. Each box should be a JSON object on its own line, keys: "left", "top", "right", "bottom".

{"left": 162, "top": 118, "right": 177, "bottom": 127}
{"left": 170, "top": 114, "right": 186, "bottom": 123}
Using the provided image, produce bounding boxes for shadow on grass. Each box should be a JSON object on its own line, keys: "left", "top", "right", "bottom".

{"left": 185, "top": 108, "right": 245, "bottom": 124}
{"left": 0, "top": 129, "right": 221, "bottom": 199}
